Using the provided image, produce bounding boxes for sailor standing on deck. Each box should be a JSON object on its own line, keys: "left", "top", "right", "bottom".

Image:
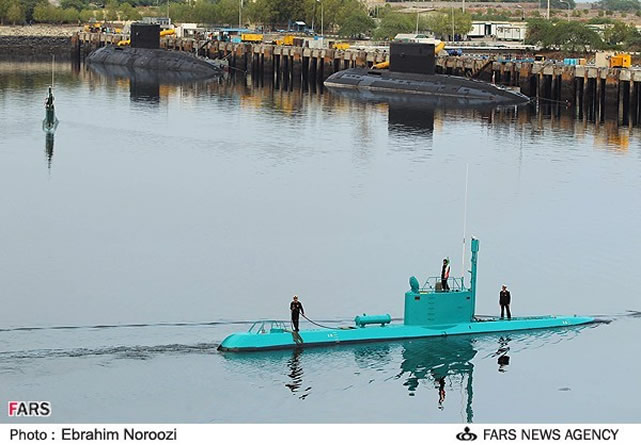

{"left": 441, "top": 258, "right": 450, "bottom": 291}
{"left": 499, "top": 285, "right": 512, "bottom": 319}
{"left": 290, "top": 295, "right": 304, "bottom": 332}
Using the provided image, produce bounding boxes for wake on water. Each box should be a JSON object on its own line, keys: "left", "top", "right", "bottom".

{"left": 0, "top": 311, "right": 636, "bottom": 362}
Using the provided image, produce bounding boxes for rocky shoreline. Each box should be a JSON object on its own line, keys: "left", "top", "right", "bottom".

{"left": 0, "top": 25, "right": 79, "bottom": 59}
{"left": 0, "top": 25, "right": 80, "bottom": 37}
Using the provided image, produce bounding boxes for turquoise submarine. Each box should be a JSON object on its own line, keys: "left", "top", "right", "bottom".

{"left": 218, "top": 239, "right": 595, "bottom": 352}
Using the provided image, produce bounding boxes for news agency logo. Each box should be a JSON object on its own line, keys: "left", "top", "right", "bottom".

{"left": 8, "top": 401, "right": 51, "bottom": 417}
{"left": 456, "top": 426, "right": 478, "bottom": 441}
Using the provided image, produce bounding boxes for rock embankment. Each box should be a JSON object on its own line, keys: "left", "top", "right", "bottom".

{"left": 0, "top": 25, "right": 80, "bottom": 37}
{"left": 0, "top": 25, "right": 80, "bottom": 59}
{"left": 0, "top": 25, "right": 79, "bottom": 60}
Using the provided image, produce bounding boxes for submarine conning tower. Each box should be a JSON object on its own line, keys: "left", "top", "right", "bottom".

{"left": 389, "top": 42, "right": 435, "bottom": 75}
{"left": 130, "top": 23, "right": 160, "bottom": 49}
{"left": 405, "top": 238, "right": 480, "bottom": 326}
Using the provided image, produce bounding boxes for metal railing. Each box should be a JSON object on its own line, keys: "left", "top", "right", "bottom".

{"left": 420, "top": 276, "right": 467, "bottom": 293}
{"left": 247, "top": 320, "right": 288, "bottom": 334}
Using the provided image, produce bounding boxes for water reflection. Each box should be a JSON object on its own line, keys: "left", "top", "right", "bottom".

{"left": 45, "top": 133, "right": 54, "bottom": 170}
{"left": 494, "top": 336, "right": 511, "bottom": 373}
{"left": 220, "top": 325, "right": 600, "bottom": 423}
{"left": 397, "top": 337, "right": 476, "bottom": 421}
{"left": 285, "top": 348, "right": 311, "bottom": 399}
{"left": 326, "top": 86, "right": 525, "bottom": 139}
{"left": 86, "top": 64, "right": 225, "bottom": 104}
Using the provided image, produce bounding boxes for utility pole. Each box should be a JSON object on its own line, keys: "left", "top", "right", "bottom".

{"left": 321, "top": 2, "right": 324, "bottom": 39}
{"left": 451, "top": 6, "right": 455, "bottom": 42}
{"left": 547, "top": 0, "right": 550, "bottom": 20}
{"left": 239, "top": 0, "right": 243, "bottom": 29}
{"left": 416, "top": 11, "right": 419, "bottom": 34}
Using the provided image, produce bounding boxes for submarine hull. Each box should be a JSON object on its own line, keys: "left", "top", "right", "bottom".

{"left": 86, "top": 46, "right": 224, "bottom": 76}
{"left": 324, "top": 68, "right": 529, "bottom": 105}
{"left": 218, "top": 316, "right": 596, "bottom": 352}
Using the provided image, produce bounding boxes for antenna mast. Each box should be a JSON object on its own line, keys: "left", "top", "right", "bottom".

{"left": 461, "top": 163, "right": 469, "bottom": 282}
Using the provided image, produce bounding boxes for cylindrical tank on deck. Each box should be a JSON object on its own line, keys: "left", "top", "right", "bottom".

{"left": 354, "top": 314, "right": 392, "bottom": 328}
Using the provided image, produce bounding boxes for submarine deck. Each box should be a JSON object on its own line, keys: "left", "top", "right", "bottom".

{"left": 218, "top": 315, "right": 595, "bottom": 352}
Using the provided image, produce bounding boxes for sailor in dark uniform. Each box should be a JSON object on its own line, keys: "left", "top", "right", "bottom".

{"left": 499, "top": 285, "right": 511, "bottom": 319}
{"left": 290, "top": 295, "right": 304, "bottom": 332}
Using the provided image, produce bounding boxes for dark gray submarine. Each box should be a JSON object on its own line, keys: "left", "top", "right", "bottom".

{"left": 86, "top": 23, "right": 224, "bottom": 76}
{"left": 324, "top": 43, "right": 529, "bottom": 105}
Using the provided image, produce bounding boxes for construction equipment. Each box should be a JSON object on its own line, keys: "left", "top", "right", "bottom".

{"left": 333, "top": 42, "right": 350, "bottom": 50}
{"left": 241, "top": 33, "right": 263, "bottom": 42}
{"left": 609, "top": 53, "right": 631, "bottom": 68}
{"left": 83, "top": 23, "right": 102, "bottom": 33}
{"left": 275, "top": 35, "right": 295, "bottom": 46}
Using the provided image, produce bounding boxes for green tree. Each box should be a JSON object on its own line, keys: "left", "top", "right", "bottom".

{"left": 104, "top": 0, "right": 118, "bottom": 21}
{"left": 216, "top": 0, "right": 241, "bottom": 25}
{"left": 526, "top": 18, "right": 558, "bottom": 48}
{"left": 0, "top": 0, "right": 10, "bottom": 24}
{"left": 79, "top": 8, "right": 96, "bottom": 22}
{"left": 623, "top": 28, "right": 641, "bottom": 50}
{"left": 6, "top": 0, "right": 25, "bottom": 24}
{"left": 373, "top": 12, "right": 414, "bottom": 40}
{"left": 602, "top": 21, "right": 634, "bottom": 46}
{"left": 599, "top": 0, "right": 640, "bottom": 12}
{"left": 62, "top": 7, "right": 79, "bottom": 23}
{"left": 424, "top": 9, "right": 472, "bottom": 39}
{"left": 119, "top": 2, "right": 140, "bottom": 20}
{"left": 531, "top": 21, "right": 603, "bottom": 52}
{"left": 246, "top": 0, "right": 273, "bottom": 27}
{"left": 60, "top": 0, "right": 86, "bottom": 12}
{"left": 192, "top": 1, "right": 218, "bottom": 24}
{"left": 338, "top": 9, "right": 375, "bottom": 38}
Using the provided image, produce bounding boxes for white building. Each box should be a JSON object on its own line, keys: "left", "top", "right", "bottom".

{"left": 467, "top": 21, "right": 527, "bottom": 42}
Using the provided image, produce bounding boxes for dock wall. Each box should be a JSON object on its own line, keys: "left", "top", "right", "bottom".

{"left": 0, "top": 36, "right": 72, "bottom": 60}
{"left": 74, "top": 32, "right": 641, "bottom": 124}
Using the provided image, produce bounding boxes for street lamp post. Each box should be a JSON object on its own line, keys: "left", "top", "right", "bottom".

{"left": 559, "top": 0, "right": 570, "bottom": 21}
{"left": 547, "top": 0, "right": 550, "bottom": 20}
{"left": 321, "top": 2, "right": 324, "bottom": 40}
{"left": 239, "top": 0, "right": 243, "bottom": 29}
{"left": 516, "top": 4, "right": 524, "bottom": 21}
{"left": 451, "top": 6, "right": 455, "bottom": 42}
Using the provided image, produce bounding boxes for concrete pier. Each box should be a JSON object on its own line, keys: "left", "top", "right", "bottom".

{"left": 74, "top": 32, "right": 641, "bottom": 123}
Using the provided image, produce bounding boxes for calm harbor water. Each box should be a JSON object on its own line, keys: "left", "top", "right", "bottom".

{"left": 1, "top": 61, "right": 640, "bottom": 423}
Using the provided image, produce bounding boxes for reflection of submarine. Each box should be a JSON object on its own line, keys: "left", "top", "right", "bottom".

{"left": 325, "top": 43, "right": 529, "bottom": 105}
{"left": 88, "top": 63, "right": 221, "bottom": 103}
{"left": 219, "top": 239, "right": 597, "bottom": 352}
{"left": 329, "top": 79, "right": 530, "bottom": 135}
{"left": 45, "top": 132, "right": 54, "bottom": 169}
{"left": 86, "top": 23, "right": 224, "bottom": 76}
{"left": 399, "top": 336, "right": 476, "bottom": 420}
